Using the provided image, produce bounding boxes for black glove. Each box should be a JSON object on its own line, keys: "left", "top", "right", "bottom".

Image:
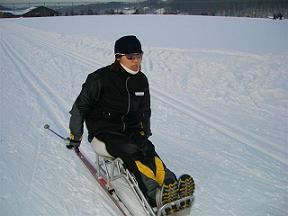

{"left": 66, "top": 134, "right": 81, "bottom": 149}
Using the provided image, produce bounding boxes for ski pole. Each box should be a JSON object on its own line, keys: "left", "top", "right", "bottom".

{"left": 44, "top": 124, "right": 80, "bottom": 152}
{"left": 44, "top": 124, "right": 67, "bottom": 141}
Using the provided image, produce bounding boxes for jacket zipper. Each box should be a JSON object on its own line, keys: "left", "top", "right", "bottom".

{"left": 122, "top": 77, "right": 130, "bottom": 132}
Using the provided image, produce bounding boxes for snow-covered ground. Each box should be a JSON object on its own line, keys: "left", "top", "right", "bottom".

{"left": 0, "top": 15, "right": 287, "bottom": 216}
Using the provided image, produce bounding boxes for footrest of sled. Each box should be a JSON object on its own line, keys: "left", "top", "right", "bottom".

{"left": 156, "top": 195, "right": 194, "bottom": 216}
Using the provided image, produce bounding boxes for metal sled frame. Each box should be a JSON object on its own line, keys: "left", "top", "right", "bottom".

{"left": 95, "top": 153, "right": 193, "bottom": 216}
{"left": 95, "top": 153, "right": 156, "bottom": 216}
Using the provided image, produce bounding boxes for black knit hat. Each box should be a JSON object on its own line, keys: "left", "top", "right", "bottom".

{"left": 114, "top": 35, "right": 143, "bottom": 55}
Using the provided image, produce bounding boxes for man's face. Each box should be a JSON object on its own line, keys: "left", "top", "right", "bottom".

{"left": 119, "top": 53, "right": 143, "bottom": 72}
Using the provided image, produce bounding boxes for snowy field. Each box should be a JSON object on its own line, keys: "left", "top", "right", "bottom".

{"left": 0, "top": 15, "right": 288, "bottom": 216}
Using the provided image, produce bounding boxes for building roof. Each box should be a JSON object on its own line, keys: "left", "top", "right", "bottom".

{"left": 0, "top": 6, "right": 57, "bottom": 17}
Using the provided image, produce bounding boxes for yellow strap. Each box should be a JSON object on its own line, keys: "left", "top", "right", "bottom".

{"left": 135, "top": 157, "right": 165, "bottom": 186}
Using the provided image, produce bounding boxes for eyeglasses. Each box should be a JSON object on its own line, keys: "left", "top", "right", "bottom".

{"left": 117, "top": 53, "right": 143, "bottom": 60}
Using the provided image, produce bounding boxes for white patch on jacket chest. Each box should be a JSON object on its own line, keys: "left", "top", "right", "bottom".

{"left": 135, "top": 92, "right": 144, "bottom": 96}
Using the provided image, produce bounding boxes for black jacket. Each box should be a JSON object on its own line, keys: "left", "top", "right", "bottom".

{"left": 69, "top": 61, "right": 151, "bottom": 142}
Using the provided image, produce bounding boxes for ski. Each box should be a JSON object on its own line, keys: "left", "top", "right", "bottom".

{"left": 74, "top": 147, "right": 133, "bottom": 216}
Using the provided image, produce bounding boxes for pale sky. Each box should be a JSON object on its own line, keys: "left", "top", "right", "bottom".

{"left": 0, "top": 0, "right": 144, "bottom": 5}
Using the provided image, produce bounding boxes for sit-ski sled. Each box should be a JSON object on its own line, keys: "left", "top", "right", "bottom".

{"left": 44, "top": 124, "right": 194, "bottom": 216}
{"left": 92, "top": 137, "right": 194, "bottom": 216}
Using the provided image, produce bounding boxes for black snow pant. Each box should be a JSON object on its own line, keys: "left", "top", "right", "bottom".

{"left": 95, "top": 130, "right": 176, "bottom": 207}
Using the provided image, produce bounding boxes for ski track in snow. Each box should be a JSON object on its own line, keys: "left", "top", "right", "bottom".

{"left": 1, "top": 17, "right": 288, "bottom": 216}
{"left": 151, "top": 88, "right": 288, "bottom": 166}
{"left": 2, "top": 37, "right": 66, "bottom": 127}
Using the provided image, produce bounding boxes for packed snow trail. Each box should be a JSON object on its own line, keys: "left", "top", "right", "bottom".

{"left": 151, "top": 88, "right": 288, "bottom": 166}
{"left": 4, "top": 22, "right": 286, "bottom": 166}
{"left": 1, "top": 16, "right": 288, "bottom": 216}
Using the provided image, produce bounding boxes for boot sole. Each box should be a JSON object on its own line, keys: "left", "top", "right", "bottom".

{"left": 161, "top": 180, "right": 179, "bottom": 205}
{"left": 178, "top": 174, "right": 195, "bottom": 209}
